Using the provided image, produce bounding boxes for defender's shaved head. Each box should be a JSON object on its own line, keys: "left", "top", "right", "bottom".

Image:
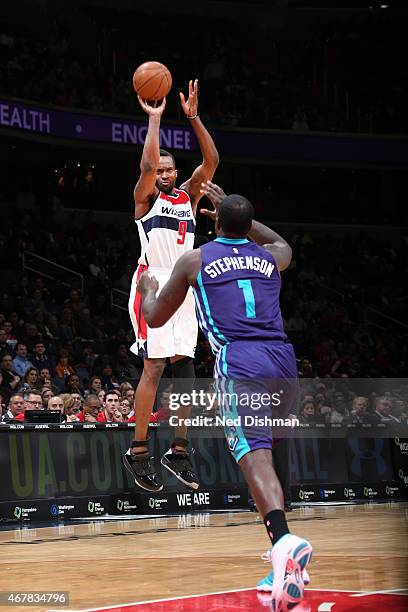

{"left": 218, "top": 194, "right": 254, "bottom": 236}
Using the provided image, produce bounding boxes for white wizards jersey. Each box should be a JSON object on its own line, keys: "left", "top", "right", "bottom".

{"left": 136, "top": 188, "right": 196, "bottom": 270}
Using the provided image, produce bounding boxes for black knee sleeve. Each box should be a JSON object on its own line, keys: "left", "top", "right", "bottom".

{"left": 171, "top": 357, "right": 195, "bottom": 394}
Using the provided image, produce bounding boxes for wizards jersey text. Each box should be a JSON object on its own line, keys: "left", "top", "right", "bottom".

{"left": 129, "top": 187, "right": 197, "bottom": 359}
{"left": 136, "top": 188, "right": 196, "bottom": 270}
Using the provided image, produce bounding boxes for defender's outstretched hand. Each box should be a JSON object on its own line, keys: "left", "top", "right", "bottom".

{"left": 137, "top": 95, "right": 166, "bottom": 116}
{"left": 200, "top": 180, "right": 227, "bottom": 221}
{"left": 180, "top": 79, "right": 198, "bottom": 118}
{"left": 137, "top": 272, "right": 159, "bottom": 297}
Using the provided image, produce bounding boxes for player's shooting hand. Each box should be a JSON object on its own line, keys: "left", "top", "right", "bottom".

{"left": 180, "top": 79, "right": 198, "bottom": 118}
{"left": 200, "top": 181, "right": 226, "bottom": 220}
{"left": 137, "top": 272, "right": 159, "bottom": 297}
{"left": 137, "top": 95, "right": 166, "bottom": 116}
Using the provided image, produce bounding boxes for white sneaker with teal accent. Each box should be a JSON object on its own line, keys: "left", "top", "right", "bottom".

{"left": 266, "top": 534, "right": 312, "bottom": 610}
{"left": 257, "top": 567, "right": 310, "bottom": 592}
{"left": 257, "top": 547, "right": 310, "bottom": 592}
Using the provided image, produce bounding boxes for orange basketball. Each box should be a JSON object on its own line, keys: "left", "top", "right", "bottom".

{"left": 132, "top": 61, "right": 172, "bottom": 101}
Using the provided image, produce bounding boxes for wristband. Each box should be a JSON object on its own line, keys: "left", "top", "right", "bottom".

{"left": 187, "top": 114, "right": 198, "bottom": 120}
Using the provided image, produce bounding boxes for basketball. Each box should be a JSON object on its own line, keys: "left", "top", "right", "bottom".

{"left": 132, "top": 61, "right": 172, "bottom": 100}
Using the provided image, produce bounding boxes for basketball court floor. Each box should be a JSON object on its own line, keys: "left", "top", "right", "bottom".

{"left": 1, "top": 503, "right": 407, "bottom": 611}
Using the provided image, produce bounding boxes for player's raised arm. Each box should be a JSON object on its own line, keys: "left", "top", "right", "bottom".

{"left": 200, "top": 181, "right": 292, "bottom": 271}
{"left": 133, "top": 96, "right": 166, "bottom": 219}
{"left": 179, "top": 80, "right": 219, "bottom": 214}
{"left": 139, "top": 250, "right": 202, "bottom": 328}
{"left": 250, "top": 223, "right": 292, "bottom": 271}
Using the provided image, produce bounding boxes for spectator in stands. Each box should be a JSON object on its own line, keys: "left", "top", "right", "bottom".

{"left": 32, "top": 309, "right": 50, "bottom": 339}
{"left": 31, "top": 341, "right": 55, "bottom": 376}
{"left": 3, "top": 320, "right": 17, "bottom": 342}
{"left": 392, "top": 398, "right": 408, "bottom": 424}
{"left": 346, "top": 396, "right": 370, "bottom": 424}
{"left": 15, "top": 391, "right": 43, "bottom": 421}
{"left": 100, "top": 362, "right": 119, "bottom": 391}
{"left": 373, "top": 397, "right": 400, "bottom": 424}
{"left": 74, "top": 342, "right": 98, "bottom": 374}
{"left": 2, "top": 393, "right": 25, "bottom": 421}
{"left": 153, "top": 386, "right": 173, "bottom": 422}
{"left": 46, "top": 315, "right": 61, "bottom": 343}
{"left": 123, "top": 387, "right": 134, "bottom": 404}
{"left": 16, "top": 275, "right": 30, "bottom": 302}
{"left": 0, "top": 353, "right": 21, "bottom": 396}
{"left": 22, "top": 323, "right": 43, "bottom": 350}
{"left": 65, "top": 289, "right": 86, "bottom": 316}
{"left": 71, "top": 392, "right": 83, "bottom": 413}
{"left": 48, "top": 395, "right": 64, "bottom": 412}
{"left": 9, "top": 312, "right": 25, "bottom": 340}
{"left": 0, "top": 328, "right": 7, "bottom": 353}
{"left": 119, "top": 381, "right": 133, "bottom": 397}
{"left": 119, "top": 397, "right": 132, "bottom": 420}
{"left": 11, "top": 342, "right": 34, "bottom": 377}
{"left": 313, "top": 391, "right": 332, "bottom": 424}
{"left": 79, "top": 394, "right": 100, "bottom": 422}
{"left": 314, "top": 392, "right": 326, "bottom": 411}
{"left": 59, "top": 307, "right": 76, "bottom": 343}
{"left": 39, "top": 367, "right": 53, "bottom": 389}
{"left": 55, "top": 348, "right": 75, "bottom": 378}
{"left": 298, "top": 400, "right": 316, "bottom": 424}
{"left": 86, "top": 375, "right": 102, "bottom": 397}
{"left": 98, "top": 390, "right": 122, "bottom": 422}
{"left": 25, "top": 391, "right": 43, "bottom": 410}
{"left": 76, "top": 306, "right": 96, "bottom": 340}
{"left": 41, "top": 386, "right": 53, "bottom": 408}
{"left": 329, "top": 392, "right": 349, "bottom": 424}
{"left": 98, "top": 389, "right": 105, "bottom": 404}
{"left": 298, "top": 358, "right": 314, "bottom": 378}
{"left": 64, "top": 373, "right": 83, "bottom": 397}
{"left": 114, "top": 344, "right": 140, "bottom": 383}
{"left": 19, "top": 367, "right": 41, "bottom": 393}
{"left": 25, "top": 288, "right": 47, "bottom": 318}
{"left": 60, "top": 393, "right": 80, "bottom": 422}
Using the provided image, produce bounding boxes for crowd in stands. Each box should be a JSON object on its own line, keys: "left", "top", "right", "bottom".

{"left": 1, "top": 8, "right": 406, "bottom": 133}
{"left": 0, "top": 198, "right": 407, "bottom": 424}
{"left": 295, "top": 378, "right": 406, "bottom": 426}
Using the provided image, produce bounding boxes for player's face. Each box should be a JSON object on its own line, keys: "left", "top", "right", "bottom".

{"left": 156, "top": 156, "right": 177, "bottom": 193}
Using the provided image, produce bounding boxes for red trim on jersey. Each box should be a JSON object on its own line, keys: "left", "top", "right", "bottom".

{"left": 159, "top": 188, "right": 190, "bottom": 205}
{"left": 133, "top": 264, "right": 148, "bottom": 340}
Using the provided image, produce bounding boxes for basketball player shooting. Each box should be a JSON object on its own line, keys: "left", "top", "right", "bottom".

{"left": 125, "top": 80, "right": 219, "bottom": 492}
{"left": 136, "top": 182, "right": 312, "bottom": 610}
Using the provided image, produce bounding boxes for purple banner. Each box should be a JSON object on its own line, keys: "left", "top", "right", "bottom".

{"left": 0, "top": 98, "right": 196, "bottom": 151}
{"left": 1, "top": 97, "right": 408, "bottom": 165}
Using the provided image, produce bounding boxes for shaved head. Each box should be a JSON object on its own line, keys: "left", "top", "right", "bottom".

{"left": 218, "top": 194, "right": 254, "bottom": 236}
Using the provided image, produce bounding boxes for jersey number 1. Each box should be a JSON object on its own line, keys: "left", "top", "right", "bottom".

{"left": 177, "top": 221, "right": 187, "bottom": 245}
{"left": 237, "top": 279, "right": 256, "bottom": 318}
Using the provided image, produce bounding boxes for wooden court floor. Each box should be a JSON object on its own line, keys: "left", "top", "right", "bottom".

{"left": 0, "top": 503, "right": 407, "bottom": 611}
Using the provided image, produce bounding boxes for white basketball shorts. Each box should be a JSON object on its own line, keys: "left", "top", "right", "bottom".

{"left": 128, "top": 264, "right": 198, "bottom": 359}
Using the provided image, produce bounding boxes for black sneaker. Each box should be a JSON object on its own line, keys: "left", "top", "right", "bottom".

{"left": 123, "top": 450, "right": 163, "bottom": 492}
{"left": 161, "top": 449, "right": 199, "bottom": 490}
